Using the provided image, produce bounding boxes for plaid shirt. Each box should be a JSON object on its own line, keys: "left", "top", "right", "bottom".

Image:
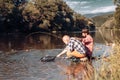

{"left": 65, "top": 37, "right": 86, "bottom": 54}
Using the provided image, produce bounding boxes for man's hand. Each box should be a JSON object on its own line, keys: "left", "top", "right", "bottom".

{"left": 56, "top": 54, "right": 61, "bottom": 57}
{"left": 57, "top": 49, "right": 67, "bottom": 58}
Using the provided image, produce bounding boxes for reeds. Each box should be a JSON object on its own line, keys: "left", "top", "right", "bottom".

{"left": 95, "top": 41, "right": 120, "bottom": 80}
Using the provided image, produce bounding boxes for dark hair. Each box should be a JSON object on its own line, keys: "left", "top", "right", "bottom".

{"left": 82, "top": 29, "right": 89, "bottom": 34}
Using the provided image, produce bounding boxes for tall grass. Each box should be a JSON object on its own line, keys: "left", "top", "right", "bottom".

{"left": 95, "top": 41, "right": 120, "bottom": 80}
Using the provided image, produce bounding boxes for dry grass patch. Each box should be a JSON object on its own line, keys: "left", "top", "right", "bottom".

{"left": 96, "top": 42, "right": 120, "bottom": 80}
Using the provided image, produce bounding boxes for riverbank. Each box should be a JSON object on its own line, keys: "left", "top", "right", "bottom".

{"left": 95, "top": 42, "right": 120, "bottom": 80}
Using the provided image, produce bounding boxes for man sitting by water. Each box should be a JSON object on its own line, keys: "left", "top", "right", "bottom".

{"left": 81, "top": 29, "right": 94, "bottom": 60}
{"left": 57, "top": 35, "right": 87, "bottom": 61}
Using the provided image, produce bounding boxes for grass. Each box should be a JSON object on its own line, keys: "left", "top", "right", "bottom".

{"left": 95, "top": 41, "right": 120, "bottom": 80}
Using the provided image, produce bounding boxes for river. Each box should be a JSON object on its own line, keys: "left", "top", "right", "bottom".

{"left": 0, "top": 29, "right": 119, "bottom": 80}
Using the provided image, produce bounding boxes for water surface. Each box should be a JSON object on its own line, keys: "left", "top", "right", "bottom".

{"left": 0, "top": 29, "right": 119, "bottom": 80}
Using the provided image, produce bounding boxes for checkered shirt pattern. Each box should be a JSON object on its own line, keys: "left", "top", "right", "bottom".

{"left": 66, "top": 38, "right": 86, "bottom": 54}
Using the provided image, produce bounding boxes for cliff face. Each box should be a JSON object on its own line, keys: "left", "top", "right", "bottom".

{"left": 0, "top": 0, "right": 92, "bottom": 33}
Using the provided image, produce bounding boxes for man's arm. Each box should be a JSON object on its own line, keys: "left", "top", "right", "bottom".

{"left": 56, "top": 49, "right": 67, "bottom": 57}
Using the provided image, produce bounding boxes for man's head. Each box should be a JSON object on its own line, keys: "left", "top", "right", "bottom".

{"left": 62, "top": 35, "right": 70, "bottom": 44}
{"left": 82, "top": 29, "right": 89, "bottom": 37}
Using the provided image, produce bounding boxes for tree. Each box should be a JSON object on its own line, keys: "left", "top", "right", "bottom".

{"left": 113, "top": 0, "right": 120, "bottom": 6}
{"left": 113, "top": 0, "right": 120, "bottom": 28}
{"left": 0, "top": 0, "right": 89, "bottom": 33}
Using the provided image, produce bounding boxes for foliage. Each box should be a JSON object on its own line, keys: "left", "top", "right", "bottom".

{"left": 113, "top": 0, "right": 120, "bottom": 28}
{"left": 95, "top": 41, "right": 120, "bottom": 80}
{"left": 113, "top": 0, "right": 120, "bottom": 6}
{"left": 114, "top": 6, "right": 120, "bottom": 28}
{"left": 0, "top": 0, "right": 90, "bottom": 33}
{"left": 0, "top": 0, "right": 14, "bottom": 15}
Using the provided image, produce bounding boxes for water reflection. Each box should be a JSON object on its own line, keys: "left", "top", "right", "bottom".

{"left": 0, "top": 49, "right": 94, "bottom": 80}
{"left": 0, "top": 29, "right": 120, "bottom": 52}
{"left": 24, "top": 34, "right": 64, "bottom": 50}
{"left": 0, "top": 29, "right": 119, "bottom": 80}
{"left": 57, "top": 61, "right": 94, "bottom": 80}
{"left": 94, "top": 29, "right": 120, "bottom": 44}
{"left": 0, "top": 34, "right": 64, "bottom": 52}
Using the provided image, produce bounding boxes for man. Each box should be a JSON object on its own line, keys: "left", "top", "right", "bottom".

{"left": 81, "top": 29, "right": 93, "bottom": 59}
{"left": 57, "top": 35, "right": 87, "bottom": 59}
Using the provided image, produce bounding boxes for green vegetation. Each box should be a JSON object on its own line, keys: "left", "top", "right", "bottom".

{"left": 114, "top": 6, "right": 120, "bottom": 28}
{"left": 113, "top": 0, "right": 120, "bottom": 28}
{"left": 0, "top": 0, "right": 23, "bottom": 33}
{"left": 0, "top": 0, "right": 89, "bottom": 33}
{"left": 0, "top": 0, "right": 14, "bottom": 14}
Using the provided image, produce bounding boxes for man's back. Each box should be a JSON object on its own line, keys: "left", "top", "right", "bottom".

{"left": 66, "top": 37, "right": 86, "bottom": 54}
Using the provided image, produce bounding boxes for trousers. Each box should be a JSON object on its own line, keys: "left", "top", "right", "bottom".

{"left": 66, "top": 50, "right": 86, "bottom": 58}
